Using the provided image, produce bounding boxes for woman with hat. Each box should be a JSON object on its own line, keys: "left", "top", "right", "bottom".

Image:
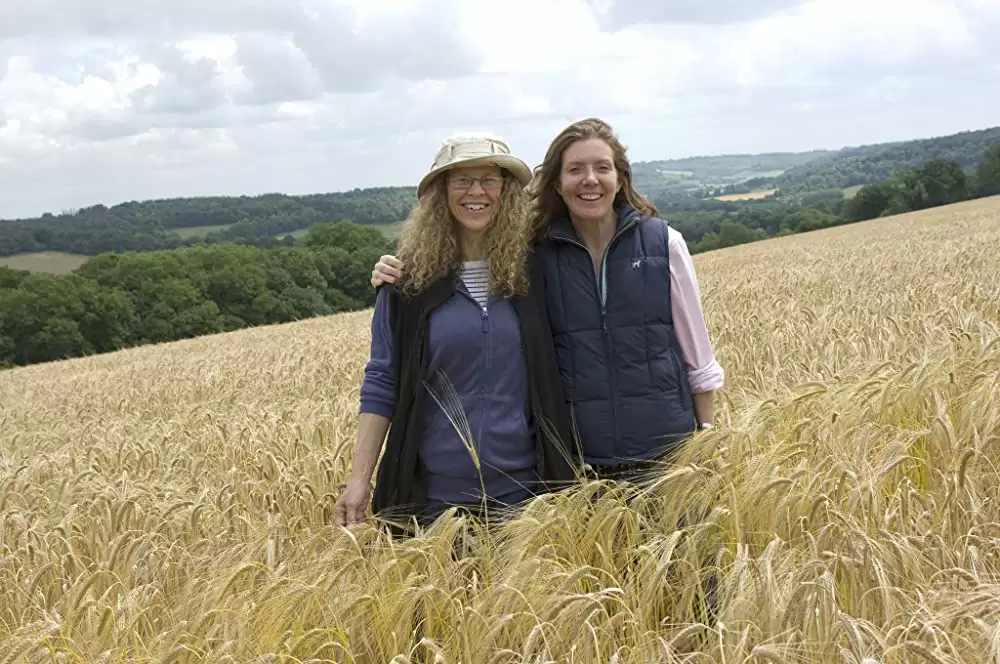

{"left": 334, "top": 132, "right": 578, "bottom": 533}
{"left": 369, "top": 118, "right": 725, "bottom": 485}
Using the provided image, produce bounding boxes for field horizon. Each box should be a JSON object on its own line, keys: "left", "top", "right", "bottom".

{"left": 2, "top": 196, "right": 999, "bottom": 662}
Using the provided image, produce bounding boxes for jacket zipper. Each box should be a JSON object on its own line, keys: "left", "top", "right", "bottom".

{"left": 551, "top": 217, "right": 637, "bottom": 458}
{"left": 481, "top": 300, "right": 488, "bottom": 474}
{"left": 456, "top": 286, "right": 488, "bottom": 464}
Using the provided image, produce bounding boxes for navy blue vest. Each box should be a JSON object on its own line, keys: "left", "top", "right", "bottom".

{"left": 534, "top": 202, "right": 696, "bottom": 466}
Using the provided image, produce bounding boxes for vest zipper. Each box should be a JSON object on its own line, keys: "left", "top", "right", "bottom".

{"left": 551, "top": 217, "right": 637, "bottom": 459}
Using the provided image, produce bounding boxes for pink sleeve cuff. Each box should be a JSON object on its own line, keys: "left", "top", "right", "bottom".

{"left": 688, "top": 361, "right": 725, "bottom": 393}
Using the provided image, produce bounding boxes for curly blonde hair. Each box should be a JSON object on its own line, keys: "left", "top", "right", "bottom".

{"left": 396, "top": 171, "right": 531, "bottom": 299}
{"left": 526, "top": 117, "right": 658, "bottom": 242}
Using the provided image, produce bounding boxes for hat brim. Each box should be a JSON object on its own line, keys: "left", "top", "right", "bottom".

{"left": 417, "top": 155, "right": 533, "bottom": 198}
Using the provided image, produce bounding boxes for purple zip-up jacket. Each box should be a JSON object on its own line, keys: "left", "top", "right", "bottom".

{"left": 360, "top": 282, "right": 538, "bottom": 505}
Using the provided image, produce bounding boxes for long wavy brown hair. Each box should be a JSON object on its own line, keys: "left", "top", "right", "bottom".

{"left": 526, "top": 117, "right": 659, "bottom": 241}
{"left": 396, "top": 170, "right": 531, "bottom": 299}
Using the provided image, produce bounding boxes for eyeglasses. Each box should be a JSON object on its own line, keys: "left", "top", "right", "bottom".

{"left": 447, "top": 174, "right": 505, "bottom": 190}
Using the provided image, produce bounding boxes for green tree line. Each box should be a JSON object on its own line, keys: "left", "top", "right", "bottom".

{"left": 0, "top": 188, "right": 416, "bottom": 257}
{"left": 771, "top": 126, "right": 1000, "bottom": 194}
{"left": 2, "top": 144, "right": 998, "bottom": 371}
{"left": 661, "top": 143, "right": 1000, "bottom": 254}
{"left": 0, "top": 222, "right": 394, "bottom": 369}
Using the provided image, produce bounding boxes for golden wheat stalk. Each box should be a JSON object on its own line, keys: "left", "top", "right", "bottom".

{"left": 1, "top": 198, "right": 999, "bottom": 662}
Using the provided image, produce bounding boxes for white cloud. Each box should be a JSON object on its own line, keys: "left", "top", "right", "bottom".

{"left": 730, "top": 0, "right": 976, "bottom": 86}
{"left": 599, "top": 0, "right": 809, "bottom": 27}
{"left": 0, "top": 0, "right": 997, "bottom": 218}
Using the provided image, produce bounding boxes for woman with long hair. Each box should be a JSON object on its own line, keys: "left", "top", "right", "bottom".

{"left": 334, "top": 133, "right": 577, "bottom": 533}
{"left": 370, "top": 118, "right": 724, "bottom": 483}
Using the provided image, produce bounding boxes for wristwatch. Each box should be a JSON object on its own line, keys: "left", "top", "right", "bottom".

{"left": 697, "top": 422, "right": 713, "bottom": 430}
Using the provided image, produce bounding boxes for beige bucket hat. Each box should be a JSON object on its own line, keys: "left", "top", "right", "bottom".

{"left": 417, "top": 132, "right": 533, "bottom": 198}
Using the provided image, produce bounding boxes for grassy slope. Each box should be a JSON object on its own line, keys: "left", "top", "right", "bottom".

{"left": 0, "top": 251, "right": 90, "bottom": 274}
{"left": 713, "top": 188, "right": 779, "bottom": 201}
{"left": 171, "top": 224, "right": 235, "bottom": 239}
{"left": 1, "top": 196, "right": 999, "bottom": 661}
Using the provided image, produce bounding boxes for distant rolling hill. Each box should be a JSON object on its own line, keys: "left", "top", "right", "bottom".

{"left": 630, "top": 150, "right": 833, "bottom": 198}
{"left": 1, "top": 124, "right": 997, "bottom": 266}
{"left": 630, "top": 125, "right": 1000, "bottom": 201}
{"left": 771, "top": 126, "right": 1000, "bottom": 194}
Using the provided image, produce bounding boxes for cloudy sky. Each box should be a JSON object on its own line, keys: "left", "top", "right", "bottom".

{"left": 0, "top": 0, "right": 997, "bottom": 219}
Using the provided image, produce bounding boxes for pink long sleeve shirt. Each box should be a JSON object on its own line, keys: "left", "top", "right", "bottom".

{"left": 665, "top": 225, "right": 725, "bottom": 394}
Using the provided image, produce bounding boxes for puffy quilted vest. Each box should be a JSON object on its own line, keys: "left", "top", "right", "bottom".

{"left": 534, "top": 202, "right": 696, "bottom": 466}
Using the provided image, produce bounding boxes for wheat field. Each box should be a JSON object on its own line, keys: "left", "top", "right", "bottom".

{"left": 2, "top": 196, "right": 999, "bottom": 663}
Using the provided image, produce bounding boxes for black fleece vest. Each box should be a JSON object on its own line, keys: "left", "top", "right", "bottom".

{"left": 369, "top": 254, "right": 579, "bottom": 533}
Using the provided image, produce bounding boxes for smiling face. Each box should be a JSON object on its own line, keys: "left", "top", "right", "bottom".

{"left": 445, "top": 164, "right": 505, "bottom": 235}
{"left": 555, "top": 138, "right": 621, "bottom": 225}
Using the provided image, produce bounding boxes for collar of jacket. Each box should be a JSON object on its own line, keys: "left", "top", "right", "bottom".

{"left": 545, "top": 200, "right": 642, "bottom": 243}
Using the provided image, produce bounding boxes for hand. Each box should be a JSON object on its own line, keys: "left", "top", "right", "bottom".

{"left": 371, "top": 254, "right": 404, "bottom": 289}
{"left": 334, "top": 479, "right": 371, "bottom": 527}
